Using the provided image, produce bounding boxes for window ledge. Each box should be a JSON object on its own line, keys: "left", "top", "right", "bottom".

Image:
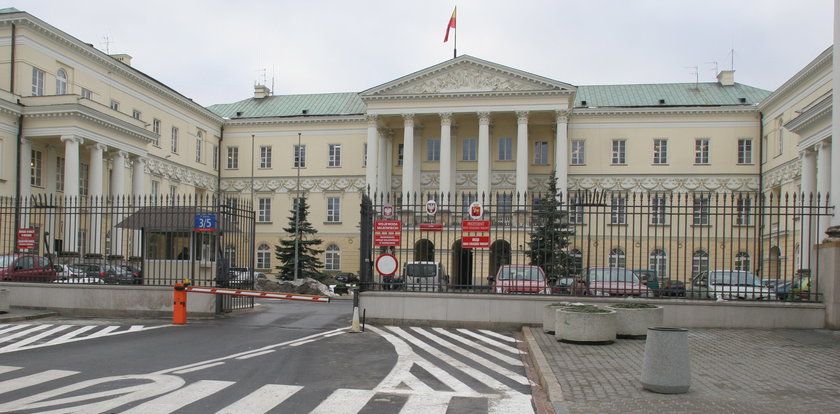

{"left": 257, "top": 221, "right": 273, "bottom": 224}
{"left": 324, "top": 221, "right": 342, "bottom": 225}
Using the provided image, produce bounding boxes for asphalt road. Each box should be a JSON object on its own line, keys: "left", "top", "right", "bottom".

{"left": 0, "top": 299, "right": 534, "bottom": 413}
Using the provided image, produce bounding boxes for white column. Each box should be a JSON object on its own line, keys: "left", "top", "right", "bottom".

{"left": 439, "top": 113, "right": 453, "bottom": 198}
{"left": 88, "top": 143, "right": 106, "bottom": 256}
{"left": 832, "top": 0, "right": 840, "bottom": 227}
{"left": 132, "top": 157, "right": 146, "bottom": 257}
{"left": 377, "top": 128, "right": 390, "bottom": 197}
{"left": 477, "top": 112, "right": 491, "bottom": 198}
{"left": 801, "top": 149, "right": 817, "bottom": 200}
{"left": 18, "top": 138, "right": 32, "bottom": 229}
{"left": 110, "top": 151, "right": 128, "bottom": 256}
{"left": 44, "top": 144, "right": 58, "bottom": 254}
{"left": 401, "top": 114, "right": 415, "bottom": 199}
{"left": 61, "top": 135, "right": 82, "bottom": 253}
{"left": 554, "top": 110, "right": 569, "bottom": 197}
{"left": 365, "top": 114, "right": 378, "bottom": 197}
{"left": 817, "top": 142, "right": 832, "bottom": 238}
{"left": 800, "top": 149, "right": 818, "bottom": 268}
{"left": 45, "top": 144, "right": 57, "bottom": 193}
{"left": 515, "top": 111, "right": 529, "bottom": 201}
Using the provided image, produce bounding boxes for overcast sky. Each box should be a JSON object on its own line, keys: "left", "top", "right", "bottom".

{"left": 13, "top": 0, "right": 834, "bottom": 107}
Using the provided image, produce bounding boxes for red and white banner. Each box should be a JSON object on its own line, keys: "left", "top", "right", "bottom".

{"left": 462, "top": 235, "right": 490, "bottom": 249}
{"left": 374, "top": 233, "right": 402, "bottom": 247}
{"left": 462, "top": 220, "right": 490, "bottom": 232}
{"left": 374, "top": 220, "right": 402, "bottom": 232}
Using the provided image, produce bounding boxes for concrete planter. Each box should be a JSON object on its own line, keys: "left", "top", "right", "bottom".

{"left": 542, "top": 302, "right": 571, "bottom": 333}
{"left": 605, "top": 304, "right": 664, "bottom": 338}
{"left": 555, "top": 307, "right": 616, "bottom": 344}
{"left": 641, "top": 327, "right": 691, "bottom": 394}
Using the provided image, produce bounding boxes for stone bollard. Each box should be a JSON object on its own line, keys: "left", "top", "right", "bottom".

{"left": 0, "top": 289, "right": 8, "bottom": 313}
{"left": 640, "top": 327, "right": 691, "bottom": 394}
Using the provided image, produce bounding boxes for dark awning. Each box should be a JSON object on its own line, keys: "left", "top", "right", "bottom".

{"left": 115, "top": 206, "right": 244, "bottom": 233}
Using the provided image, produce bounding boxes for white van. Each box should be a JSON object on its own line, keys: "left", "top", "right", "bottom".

{"left": 402, "top": 261, "right": 448, "bottom": 292}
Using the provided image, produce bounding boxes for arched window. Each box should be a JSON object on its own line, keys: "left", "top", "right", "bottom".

{"left": 609, "top": 248, "right": 626, "bottom": 269}
{"left": 224, "top": 245, "right": 237, "bottom": 267}
{"left": 256, "top": 244, "right": 271, "bottom": 269}
{"left": 649, "top": 248, "right": 668, "bottom": 279}
{"left": 325, "top": 244, "right": 341, "bottom": 271}
{"left": 56, "top": 68, "right": 67, "bottom": 95}
{"left": 692, "top": 250, "right": 709, "bottom": 277}
{"left": 735, "top": 251, "right": 751, "bottom": 272}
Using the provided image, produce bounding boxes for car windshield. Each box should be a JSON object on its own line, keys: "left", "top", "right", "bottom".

{"left": 498, "top": 267, "right": 544, "bottom": 281}
{"left": 589, "top": 268, "right": 639, "bottom": 283}
{"left": 709, "top": 271, "right": 762, "bottom": 286}
{"left": 0, "top": 255, "right": 14, "bottom": 268}
{"left": 405, "top": 264, "right": 437, "bottom": 277}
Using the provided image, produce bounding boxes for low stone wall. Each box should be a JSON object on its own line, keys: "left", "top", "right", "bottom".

{"left": 0, "top": 282, "right": 216, "bottom": 318}
{"left": 360, "top": 292, "right": 826, "bottom": 329}
{"left": 0, "top": 289, "right": 9, "bottom": 313}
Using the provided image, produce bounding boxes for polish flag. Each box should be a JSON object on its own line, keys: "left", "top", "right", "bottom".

{"left": 444, "top": 7, "right": 456, "bottom": 43}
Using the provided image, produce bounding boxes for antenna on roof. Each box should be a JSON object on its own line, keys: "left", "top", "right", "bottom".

{"left": 730, "top": 40, "right": 735, "bottom": 70}
{"left": 271, "top": 65, "right": 275, "bottom": 96}
{"left": 257, "top": 68, "right": 267, "bottom": 86}
{"left": 706, "top": 61, "right": 718, "bottom": 80}
{"left": 685, "top": 66, "right": 699, "bottom": 90}
{"left": 100, "top": 36, "right": 111, "bottom": 54}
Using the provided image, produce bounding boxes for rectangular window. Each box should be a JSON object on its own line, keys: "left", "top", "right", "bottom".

{"left": 170, "top": 127, "right": 178, "bottom": 153}
{"left": 534, "top": 141, "right": 549, "bottom": 165}
{"left": 169, "top": 185, "right": 177, "bottom": 200}
{"left": 56, "top": 156, "right": 65, "bottom": 192}
{"left": 132, "top": 110, "right": 141, "bottom": 120}
{"left": 736, "top": 197, "right": 752, "bottom": 226}
{"left": 653, "top": 139, "right": 668, "bottom": 164}
{"left": 30, "top": 149, "right": 42, "bottom": 186}
{"left": 427, "top": 139, "right": 440, "bottom": 161}
{"left": 110, "top": 100, "right": 120, "bottom": 111}
{"left": 397, "top": 144, "right": 403, "bottom": 167}
{"left": 650, "top": 196, "right": 667, "bottom": 225}
{"left": 326, "top": 197, "right": 340, "bottom": 222}
{"left": 80, "top": 88, "right": 92, "bottom": 99}
{"left": 611, "top": 139, "right": 626, "bottom": 164}
{"left": 498, "top": 137, "right": 513, "bottom": 161}
{"left": 363, "top": 143, "right": 368, "bottom": 167}
{"left": 258, "top": 198, "right": 271, "bottom": 222}
{"left": 777, "top": 118, "right": 784, "bottom": 157}
{"left": 195, "top": 135, "right": 203, "bottom": 163}
{"left": 294, "top": 145, "right": 306, "bottom": 168}
{"left": 212, "top": 145, "right": 219, "bottom": 171}
{"left": 462, "top": 138, "right": 476, "bottom": 161}
{"left": 693, "top": 196, "right": 710, "bottom": 226}
{"left": 761, "top": 135, "right": 769, "bottom": 163}
{"left": 571, "top": 140, "right": 585, "bottom": 165}
{"left": 568, "top": 196, "right": 584, "bottom": 224}
{"left": 260, "top": 146, "right": 272, "bottom": 168}
{"left": 226, "top": 146, "right": 239, "bottom": 169}
{"left": 695, "top": 138, "right": 709, "bottom": 164}
{"left": 152, "top": 119, "right": 161, "bottom": 146}
{"left": 32, "top": 68, "right": 45, "bottom": 96}
{"left": 738, "top": 139, "right": 753, "bottom": 164}
{"left": 328, "top": 144, "right": 341, "bottom": 167}
{"left": 610, "top": 196, "right": 626, "bottom": 225}
{"left": 79, "top": 163, "right": 89, "bottom": 196}
{"left": 151, "top": 180, "right": 160, "bottom": 197}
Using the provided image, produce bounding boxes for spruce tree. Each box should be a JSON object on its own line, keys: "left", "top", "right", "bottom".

{"left": 274, "top": 196, "right": 325, "bottom": 281}
{"left": 527, "top": 172, "right": 575, "bottom": 282}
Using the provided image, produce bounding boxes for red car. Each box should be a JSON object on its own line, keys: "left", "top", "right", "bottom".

{"left": 0, "top": 254, "right": 58, "bottom": 282}
{"left": 584, "top": 268, "right": 653, "bottom": 298}
{"left": 491, "top": 265, "right": 551, "bottom": 294}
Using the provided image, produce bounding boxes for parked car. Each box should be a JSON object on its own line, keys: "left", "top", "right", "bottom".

{"left": 583, "top": 268, "right": 653, "bottom": 297}
{"left": 75, "top": 263, "right": 136, "bottom": 285}
{"left": 553, "top": 276, "right": 586, "bottom": 295}
{"left": 119, "top": 265, "right": 143, "bottom": 285}
{"left": 659, "top": 279, "right": 686, "bottom": 297}
{"left": 776, "top": 276, "right": 811, "bottom": 301}
{"left": 229, "top": 270, "right": 267, "bottom": 288}
{"left": 0, "top": 254, "right": 58, "bottom": 282}
{"left": 334, "top": 272, "right": 358, "bottom": 284}
{"left": 761, "top": 278, "right": 787, "bottom": 289}
{"left": 402, "top": 261, "right": 448, "bottom": 292}
{"left": 689, "top": 270, "right": 776, "bottom": 300}
{"left": 55, "top": 263, "right": 87, "bottom": 280}
{"left": 490, "top": 265, "right": 551, "bottom": 294}
{"left": 632, "top": 269, "right": 661, "bottom": 296}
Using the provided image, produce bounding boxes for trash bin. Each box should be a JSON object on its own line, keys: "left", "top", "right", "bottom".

{"left": 640, "top": 327, "right": 690, "bottom": 394}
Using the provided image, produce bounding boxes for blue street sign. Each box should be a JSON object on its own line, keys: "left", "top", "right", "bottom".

{"left": 194, "top": 214, "right": 217, "bottom": 232}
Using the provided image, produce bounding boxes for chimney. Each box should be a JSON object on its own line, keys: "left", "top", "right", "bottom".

{"left": 110, "top": 54, "right": 132, "bottom": 66}
{"left": 717, "top": 70, "right": 735, "bottom": 86}
{"left": 254, "top": 84, "right": 271, "bottom": 99}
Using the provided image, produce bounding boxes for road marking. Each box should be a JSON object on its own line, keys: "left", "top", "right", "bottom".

{"left": 0, "top": 365, "right": 22, "bottom": 375}
{"left": 235, "top": 350, "right": 275, "bottom": 360}
{"left": 216, "top": 384, "right": 303, "bottom": 414}
{"left": 478, "top": 329, "right": 518, "bottom": 343}
{"left": 86, "top": 325, "right": 121, "bottom": 337}
{"left": 0, "top": 324, "right": 32, "bottom": 335}
{"left": 0, "top": 324, "right": 54, "bottom": 343}
{"left": 0, "top": 369, "right": 78, "bottom": 395}
{"left": 41, "top": 325, "right": 97, "bottom": 345}
{"left": 488, "top": 394, "right": 534, "bottom": 414}
{"left": 122, "top": 379, "right": 233, "bottom": 414}
{"left": 433, "top": 328, "right": 523, "bottom": 366}
{"left": 0, "top": 325, "right": 73, "bottom": 352}
{"left": 173, "top": 362, "right": 226, "bottom": 374}
{"left": 401, "top": 393, "right": 453, "bottom": 414}
{"left": 456, "top": 329, "right": 522, "bottom": 353}
{"left": 310, "top": 388, "right": 376, "bottom": 414}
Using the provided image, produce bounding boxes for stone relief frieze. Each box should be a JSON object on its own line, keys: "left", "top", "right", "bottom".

{"left": 567, "top": 176, "right": 760, "bottom": 193}
{"left": 762, "top": 159, "right": 801, "bottom": 190}
{"left": 388, "top": 66, "right": 542, "bottom": 95}
{"left": 220, "top": 176, "right": 367, "bottom": 193}
{"left": 146, "top": 159, "right": 216, "bottom": 191}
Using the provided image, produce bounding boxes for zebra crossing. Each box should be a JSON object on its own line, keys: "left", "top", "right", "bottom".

{"left": 0, "top": 323, "right": 166, "bottom": 354}
{"left": 0, "top": 326, "right": 534, "bottom": 413}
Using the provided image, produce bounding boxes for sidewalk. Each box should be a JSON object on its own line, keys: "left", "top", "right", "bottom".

{"left": 0, "top": 307, "right": 58, "bottom": 322}
{"left": 523, "top": 326, "right": 840, "bottom": 414}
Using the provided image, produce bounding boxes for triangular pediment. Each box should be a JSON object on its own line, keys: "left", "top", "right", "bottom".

{"left": 361, "top": 55, "right": 575, "bottom": 97}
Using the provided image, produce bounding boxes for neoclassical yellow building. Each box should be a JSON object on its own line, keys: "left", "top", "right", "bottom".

{"left": 0, "top": 7, "right": 832, "bottom": 281}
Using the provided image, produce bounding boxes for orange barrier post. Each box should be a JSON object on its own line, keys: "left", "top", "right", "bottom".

{"left": 173, "top": 283, "right": 187, "bottom": 324}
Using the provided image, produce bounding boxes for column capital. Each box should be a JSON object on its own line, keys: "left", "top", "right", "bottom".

{"left": 60, "top": 135, "right": 84, "bottom": 145}
{"left": 516, "top": 111, "right": 529, "bottom": 124}
{"left": 402, "top": 113, "right": 415, "bottom": 126}
{"left": 365, "top": 114, "right": 378, "bottom": 126}
{"left": 815, "top": 141, "right": 829, "bottom": 152}
{"left": 439, "top": 112, "right": 453, "bottom": 126}
{"left": 478, "top": 112, "right": 491, "bottom": 125}
{"left": 555, "top": 110, "right": 569, "bottom": 124}
{"left": 92, "top": 142, "right": 108, "bottom": 152}
{"left": 377, "top": 127, "right": 393, "bottom": 138}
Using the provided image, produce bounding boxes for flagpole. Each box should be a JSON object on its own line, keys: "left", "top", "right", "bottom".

{"left": 453, "top": 7, "right": 457, "bottom": 58}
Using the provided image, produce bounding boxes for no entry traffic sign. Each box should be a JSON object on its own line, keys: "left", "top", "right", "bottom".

{"left": 375, "top": 254, "right": 398, "bottom": 276}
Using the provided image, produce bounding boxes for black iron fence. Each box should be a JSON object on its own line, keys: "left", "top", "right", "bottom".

{"left": 0, "top": 194, "right": 255, "bottom": 311}
{"left": 360, "top": 191, "right": 832, "bottom": 302}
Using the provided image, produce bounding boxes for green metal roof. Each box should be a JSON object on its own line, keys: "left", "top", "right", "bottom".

{"left": 574, "top": 82, "right": 772, "bottom": 108}
{"left": 206, "top": 92, "right": 365, "bottom": 119}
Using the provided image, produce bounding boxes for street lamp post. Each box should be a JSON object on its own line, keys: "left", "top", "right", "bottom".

{"left": 294, "top": 132, "right": 301, "bottom": 280}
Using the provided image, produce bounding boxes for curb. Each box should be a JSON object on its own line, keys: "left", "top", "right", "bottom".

{"left": 522, "top": 326, "right": 569, "bottom": 414}
{"left": 0, "top": 309, "right": 59, "bottom": 322}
